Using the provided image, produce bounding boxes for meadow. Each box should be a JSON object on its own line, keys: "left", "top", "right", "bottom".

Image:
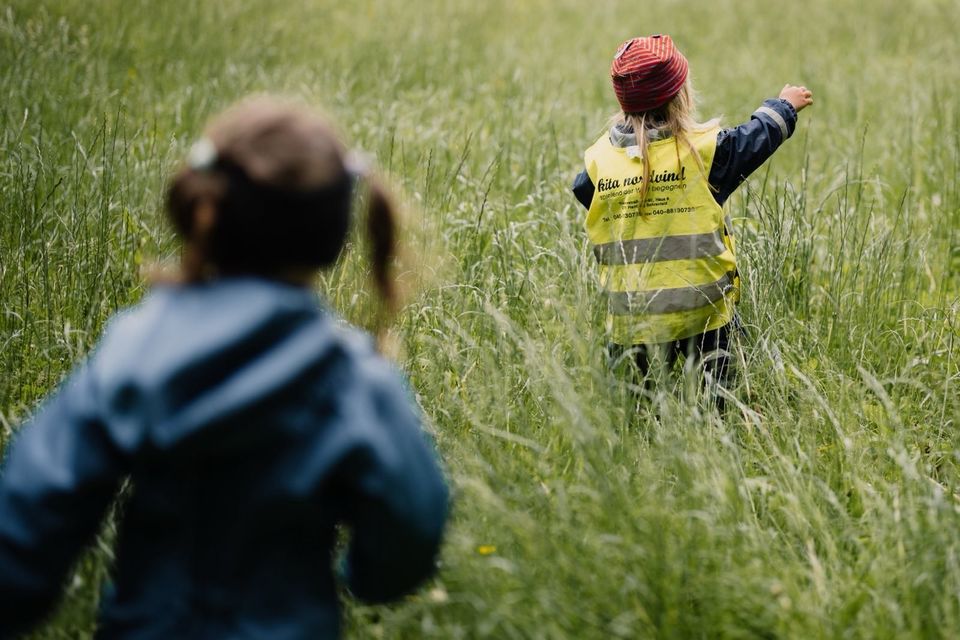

{"left": 1, "top": 0, "right": 959, "bottom": 637}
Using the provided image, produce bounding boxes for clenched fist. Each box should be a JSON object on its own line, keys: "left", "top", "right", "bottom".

{"left": 779, "top": 84, "right": 813, "bottom": 111}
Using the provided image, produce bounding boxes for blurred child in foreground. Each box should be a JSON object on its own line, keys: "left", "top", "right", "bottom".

{"left": 0, "top": 98, "right": 449, "bottom": 639}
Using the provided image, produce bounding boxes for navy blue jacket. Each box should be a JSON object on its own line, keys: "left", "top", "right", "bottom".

{"left": 572, "top": 98, "right": 799, "bottom": 209}
{"left": 0, "top": 279, "right": 449, "bottom": 639}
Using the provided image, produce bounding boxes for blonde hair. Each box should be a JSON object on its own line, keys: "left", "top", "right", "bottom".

{"left": 612, "top": 79, "right": 719, "bottom": 204}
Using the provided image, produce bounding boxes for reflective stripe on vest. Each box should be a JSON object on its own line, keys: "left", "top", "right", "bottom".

{"left": 583, "top": 126, "right": 738, "bottom": 344}
{"left": 607, "top": 271, "right": 737, "bottom": 315}
{"left": 593, "top": 231, "right": 728, "bottom": 265}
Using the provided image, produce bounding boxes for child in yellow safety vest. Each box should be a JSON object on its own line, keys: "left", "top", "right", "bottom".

{"left": 572, "top": 34, "right": 813, "bottom": 406}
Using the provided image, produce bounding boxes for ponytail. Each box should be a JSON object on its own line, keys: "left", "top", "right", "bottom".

{"left": 364, "top": 175, "right": 400, "bottom": 315}
{"left": 164, "top": 166, "right": 227, "bottom": 283}
{"left": 626, "top": 112, "right": 653, "bottom": 207}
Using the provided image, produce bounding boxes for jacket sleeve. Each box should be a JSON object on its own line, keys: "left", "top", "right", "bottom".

{"left": 572, "top": 169, "right": 595, "bottom": 211}
{"left": 337, "top": 361, "right": 449, "bottom": 604}
{"left": 709, "top": 98, "right": 799, "bottom": 206}
{"left": 0, "top": 364, "right": 124, "bottom": 639}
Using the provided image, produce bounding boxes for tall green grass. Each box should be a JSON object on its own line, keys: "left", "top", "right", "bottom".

{"left": 1, "top": 0, "right": 958, "bottom": 637}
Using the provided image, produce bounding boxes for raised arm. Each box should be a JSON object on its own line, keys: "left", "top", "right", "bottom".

{"left": 336, "top": 362, "right": 449, "bottom": 604}
{"left": 0, "top": 364, "right": 125, "bottom": 639}
{"left": 711, "top": 85, "right": 813, "bottom": 206}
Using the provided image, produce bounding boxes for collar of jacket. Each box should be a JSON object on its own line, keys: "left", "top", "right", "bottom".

{"left": 608, "top": 122, "right": 669, "bottom": 148}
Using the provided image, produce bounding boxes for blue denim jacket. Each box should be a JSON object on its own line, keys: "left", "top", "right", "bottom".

{"left": 572, "top": 98, "right": 799, "bottom": 209}
{"left": 0, "top": 279, "right": 449, "bottom": 639}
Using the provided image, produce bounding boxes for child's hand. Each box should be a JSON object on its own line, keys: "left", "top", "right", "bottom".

{"left": 780, "top": 84, "right": 813, "bottom": 112}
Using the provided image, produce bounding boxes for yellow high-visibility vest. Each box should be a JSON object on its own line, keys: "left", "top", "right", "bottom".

{"left": 584, "top": 126, "right": 738, "bottom": 345}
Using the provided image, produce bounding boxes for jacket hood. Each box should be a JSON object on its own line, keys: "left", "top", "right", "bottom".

{"left": 92, "top": 278, "right": 354, "bottom": 452}
{"left": 609, "top": 122, "right": 669, "bottom": 148}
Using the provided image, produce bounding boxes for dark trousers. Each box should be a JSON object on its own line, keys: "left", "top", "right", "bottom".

{"left": 608, "top": 320, "right": 738, "bottom": 411}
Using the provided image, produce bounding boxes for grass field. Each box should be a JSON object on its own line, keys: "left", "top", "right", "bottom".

{"left": 2, "top": 0, "right": 959, "bottom": 637}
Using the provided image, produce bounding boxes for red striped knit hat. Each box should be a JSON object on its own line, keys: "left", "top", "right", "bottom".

{"left": 611, "top": 35, "right": 689, "bottom": 113}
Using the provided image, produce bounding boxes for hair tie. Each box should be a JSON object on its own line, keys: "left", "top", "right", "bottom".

{"left": 187, "top": 137, "right": 218, "bottom": 171}
{"left": 344, "top": 150, "right": 372, "bottom": 180}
